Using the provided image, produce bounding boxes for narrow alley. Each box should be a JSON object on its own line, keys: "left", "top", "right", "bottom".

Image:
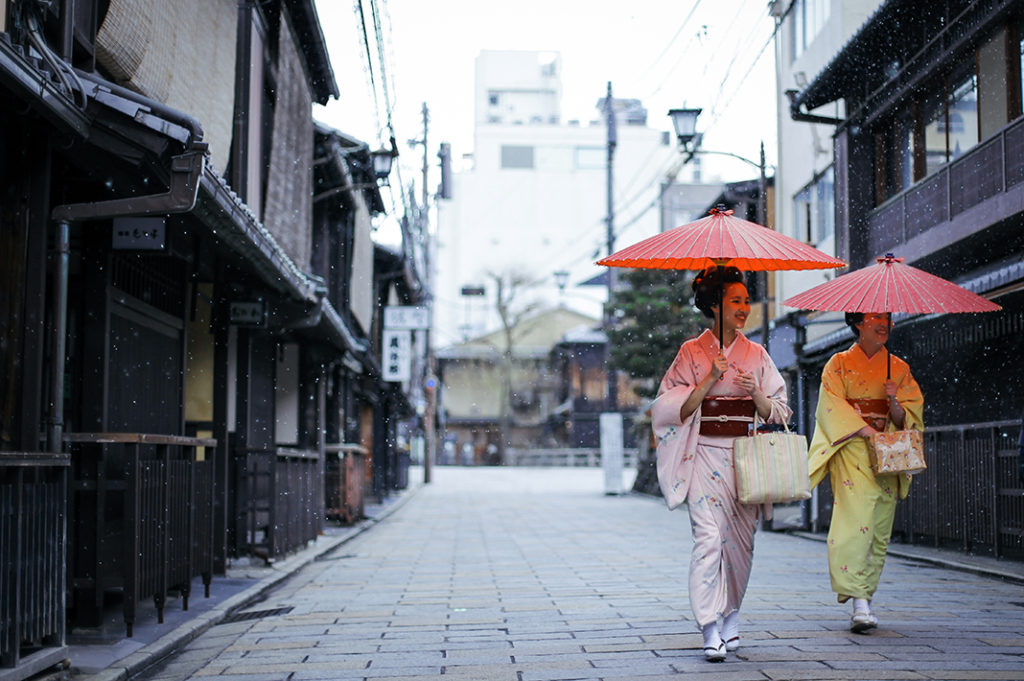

{"left": 109, "top": 468, "right": 1023, "bottom": 681}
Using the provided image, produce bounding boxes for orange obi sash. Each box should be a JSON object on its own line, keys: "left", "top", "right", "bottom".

{"left": 848, "top": 398, "right": 889, "bottom": 429}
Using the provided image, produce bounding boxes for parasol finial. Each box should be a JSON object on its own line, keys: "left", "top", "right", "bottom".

{"left": 877, "top": 253, "right": 905, "bottom": 264}
{"left": 708, "top": 204, "right": 734, "bottom": 217}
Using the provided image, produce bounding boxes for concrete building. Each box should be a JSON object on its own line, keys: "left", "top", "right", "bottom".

{"left": 433, "top": 50, "right": 679, "bottom": 351}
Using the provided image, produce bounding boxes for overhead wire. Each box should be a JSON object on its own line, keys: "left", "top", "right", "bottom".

{"left": 537, "top": 21, "right": 779, "bottom": 282}
{"left": 428, "top": 2, "right": 781, "bottom": 307}
{"left": 636, "top": 0, "right": 705, "bottom": 102}
{"left": 704, "top": 8, "right": 781, "bottom": 131}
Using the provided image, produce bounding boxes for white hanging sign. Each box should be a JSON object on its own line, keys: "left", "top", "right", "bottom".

{"left": 382, "top": 329, "right": 412, "bottom": 382}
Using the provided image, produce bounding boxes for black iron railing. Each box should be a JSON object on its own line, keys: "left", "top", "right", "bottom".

{"left": 65, "top": 433, "right": 216, "bottom": 637}
{"left": 814, "top": 420, "right": 1023, "bottom": 560}
{"left": 895, "top": 420, "right": 1023, "bottom": 558}
{"left": 0, "top": 454, "right": 68, "bottom": 676}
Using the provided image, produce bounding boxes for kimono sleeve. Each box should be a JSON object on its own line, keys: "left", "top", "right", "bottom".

{"left": 650, "top": 342, "right": 703, "bottom": 510}
{"left": 754, "top": 344, "right": 792, "bottom": 424}
{"left": 891, "top": 357, "right": 924, "bottom": 432}
{"left": 815, "top": 353, "right": 868, "bottom": 446}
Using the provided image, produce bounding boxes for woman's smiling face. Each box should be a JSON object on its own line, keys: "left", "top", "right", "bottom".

{"left": 857, "top": 312, "right": 890, "bottom": 346}
{"left": 714, "top": 282, "right": 751, "bottom": 331}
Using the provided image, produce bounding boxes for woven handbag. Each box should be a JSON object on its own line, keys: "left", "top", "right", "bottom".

{"left": 733, "top": 411, "right": 811, "bottom": 504}
{"left": 868, "top": 429, "right": 926, "bottom": 475}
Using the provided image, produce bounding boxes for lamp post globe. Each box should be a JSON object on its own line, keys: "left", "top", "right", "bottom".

{"left": 668, "top": 107, "right": 702, "bottom": 147}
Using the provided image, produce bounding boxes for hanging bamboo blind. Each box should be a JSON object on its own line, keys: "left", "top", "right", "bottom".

{"left": 95, "top": 0, "right": 237, "bottom": 175}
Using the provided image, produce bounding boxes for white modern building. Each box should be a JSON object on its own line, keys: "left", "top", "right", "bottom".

{"left": 433, "top": 50, "right": 682, "bottom": 349}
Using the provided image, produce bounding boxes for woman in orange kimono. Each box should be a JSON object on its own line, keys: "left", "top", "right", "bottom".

{"left": 807, "top": 312, "right": 924, "bottom": 632}
{"left": 652, "top": 266, "right": 791, "bottom": 662}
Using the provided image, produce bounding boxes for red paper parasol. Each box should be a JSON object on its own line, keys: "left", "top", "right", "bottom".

{"left": 597, "top": 206, "right": 846, "bottom": 348}
{"left": 783, "top": 253, "right": 1001, "bottom": 376}
{"left": 597, "top": 206, "right": 847, "bottom": 272}
{"left": 782, "top": 253, "right": 1002, "bottom": 313}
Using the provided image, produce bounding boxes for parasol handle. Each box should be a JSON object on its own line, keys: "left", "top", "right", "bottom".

{"left": 718, "top": 268, "right": 724, "bottom": 352}
{"left": 886, "top": 314, "right": 891, "bottom": 379}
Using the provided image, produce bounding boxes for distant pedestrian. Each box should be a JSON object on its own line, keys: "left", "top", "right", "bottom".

{"left": 651, "top": 266, "right": 791, "bottom": 662}
{"left": 807, "top": 312, "right": 924, "bottom": 633}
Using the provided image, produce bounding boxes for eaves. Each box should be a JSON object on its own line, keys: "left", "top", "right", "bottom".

{"left": 0, "top": 34, "right": 90, "bottom": 137}
{"left": 791, "top": 0, "right": 1016, "bottom": 128}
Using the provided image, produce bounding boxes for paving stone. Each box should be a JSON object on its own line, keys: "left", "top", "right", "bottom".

{"left": 110, "top": 468, "right": 1022, "bottom": 681}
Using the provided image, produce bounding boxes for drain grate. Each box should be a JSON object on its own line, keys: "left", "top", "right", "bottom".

{"left": 219, "top": 606, "right": 294, "bottom": 624}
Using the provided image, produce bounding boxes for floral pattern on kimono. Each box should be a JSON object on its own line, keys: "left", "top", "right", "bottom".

{"left": 806, "top": 343, "right": 924, "bottom": 602}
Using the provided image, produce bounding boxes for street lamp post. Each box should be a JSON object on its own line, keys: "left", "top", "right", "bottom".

{"left": 668, "top": 109, "right": 772, "bottom": 354}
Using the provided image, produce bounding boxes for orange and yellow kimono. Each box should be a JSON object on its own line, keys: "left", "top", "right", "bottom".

{"left": 807, "top": 343, "right": 924, "bottom": 603}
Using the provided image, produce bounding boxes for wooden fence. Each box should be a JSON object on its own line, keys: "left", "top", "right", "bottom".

{"left": 233, "top": 446, "right": 321, "bottom": 560}
{"left": 324, "top": 444, "right": 366, "bottom": 525}
{"left": 65, "top": 433, "right": 216, "bottom": 637}
{"left": 0, "top": 454, "right": 68, "bottom": 678}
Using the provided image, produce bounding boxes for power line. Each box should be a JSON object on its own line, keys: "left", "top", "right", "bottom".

{"left": 705, "top": 12, "right": 780, "bottom": 131}
{"left": 353, "top": 0, "right": 380, "bottom": 134}
{"left": 637, "top": 0, "right": 706, "bottom": 101}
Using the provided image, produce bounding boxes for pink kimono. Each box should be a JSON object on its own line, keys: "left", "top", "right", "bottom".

{"left": 651, "top": 329, "right": 791, "bottom": 628}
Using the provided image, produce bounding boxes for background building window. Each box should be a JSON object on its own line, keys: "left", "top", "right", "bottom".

{"left": 792, "top": 0, "right": 831, "bottom": 61}
{"left": 501, "top": 145, "right": 535, "bottom": 169}
{"left": 794, "top": 167, "right": 834, "bottom": 246}
{"left": 948, "top": 71, "right": 978, "bottom": 159}
{"left": 877, "top": 61, "right": 983, "bottom": 203}
{"left": 574, "top": 146, "right": 604, "bottom": 170}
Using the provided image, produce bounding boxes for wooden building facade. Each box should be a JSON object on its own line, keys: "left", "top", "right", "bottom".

{"left": 787, "top": 0, "right": 1024, "bottom": 559}
{"left": 0, "top": 1, "right": 419, "bottom": 677}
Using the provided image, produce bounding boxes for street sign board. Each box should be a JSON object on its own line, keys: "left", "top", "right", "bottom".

{"left": 229, "top": 301, "right": 266, "bottom": 326}
{"left": 112, "top": 216, "right": 166, "bottom": 250}
{"left": 384, "top": 306, "right": 429, "bottom": 330}
{"left": 382, "top": 329, "right": 412, "bottom": 382}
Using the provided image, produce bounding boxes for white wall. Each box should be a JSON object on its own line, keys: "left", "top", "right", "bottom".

{"left": 275, "top": 342, "right": 300, "bottom": 445}
{"left": 434, "top": 121, "right": 675, "bottom": 348}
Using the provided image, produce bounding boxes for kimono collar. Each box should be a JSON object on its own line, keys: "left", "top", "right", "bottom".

{"left": 697, "top": 328, "right": 745, "bottom": 358}
{"left": 851, "top": 341, "right": 888, "bottom": 364}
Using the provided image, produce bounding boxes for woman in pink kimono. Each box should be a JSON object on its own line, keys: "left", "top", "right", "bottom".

{"left": 651, "top": 266, "right": 791, "bottom": 662}
{"left": 807, "top": 312, "right": 923, "bottom": 633}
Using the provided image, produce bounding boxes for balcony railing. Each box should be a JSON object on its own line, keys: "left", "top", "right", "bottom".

{"left": 866, "top": 115, "right": 1024, "bottom": 260}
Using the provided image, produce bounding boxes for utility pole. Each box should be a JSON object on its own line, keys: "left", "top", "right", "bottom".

{"left": 421, "top": 102, "right": 434, "bottom": 484}
{"left": 758, "top": 141, "right": 770, "bottom": 354}
{"left": 604, "top": 81, "right": 618, "bottom": 411}
{"left": 409, "top": 102, "right": 434, "bottom": 484}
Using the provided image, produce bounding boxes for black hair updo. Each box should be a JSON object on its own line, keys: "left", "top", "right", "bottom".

{"left": 692, "top": 265, "right": 745, "bottom": 319}
{"left": 844, "top": 312, "right": 864, "bottom": 338}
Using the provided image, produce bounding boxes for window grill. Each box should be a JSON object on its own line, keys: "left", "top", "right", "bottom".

{"left": 111, "top": 254, "right": 185, "bottom": 317}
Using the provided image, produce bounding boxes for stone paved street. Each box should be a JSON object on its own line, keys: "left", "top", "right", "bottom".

{"left": 134, "top": 467, "right": 1024, "bottom": 681}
